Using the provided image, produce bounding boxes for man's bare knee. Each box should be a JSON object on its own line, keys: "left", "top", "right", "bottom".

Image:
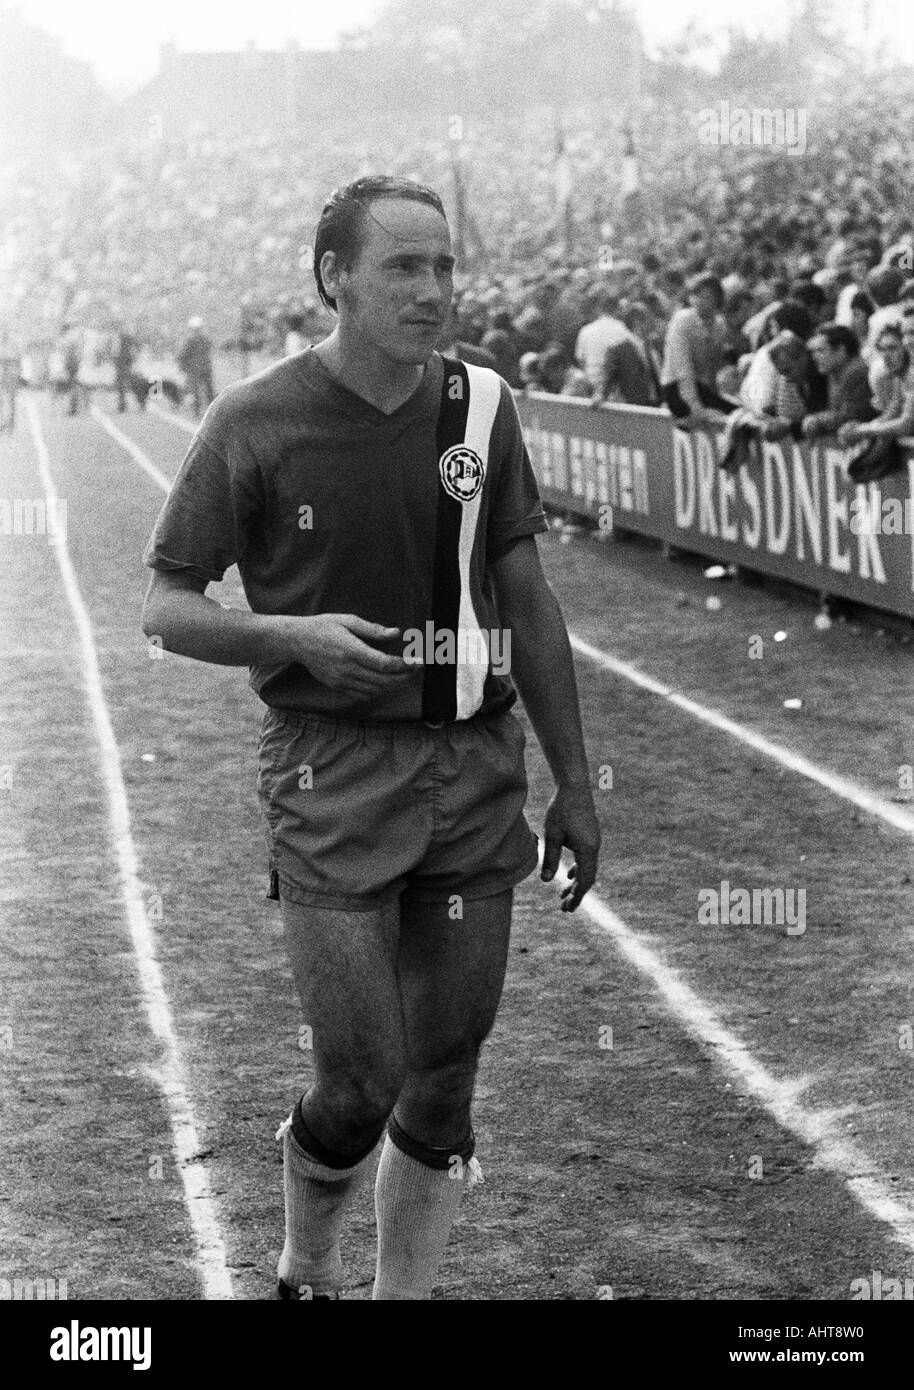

{"left": 305, "top": 1057, "right": 407, "bottom": 1150}
{"left": 395, "top": 1049, "right": 481, "bottom": 1146}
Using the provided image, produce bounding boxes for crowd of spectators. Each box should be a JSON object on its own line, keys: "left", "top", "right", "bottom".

{"left": 3, "top": 70, "right": 914, "bottom": 470}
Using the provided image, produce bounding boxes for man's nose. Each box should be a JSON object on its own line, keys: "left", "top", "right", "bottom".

{"left": 415, "top": 270, "right": 448, "bottom": 305}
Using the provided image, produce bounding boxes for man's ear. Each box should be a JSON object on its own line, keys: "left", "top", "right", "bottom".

{"left": 319, "top": 250, "right": 345, "bottom": 303}
{"left": 318, "top": 251, "right": 350, "bottom": 305}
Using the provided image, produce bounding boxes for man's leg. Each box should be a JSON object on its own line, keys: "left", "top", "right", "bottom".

{"left": 278, "top": 893, "right": 407, "bottom": 1297}
{"left": 373, "top": 890, "right": 513, "bottom": 1300}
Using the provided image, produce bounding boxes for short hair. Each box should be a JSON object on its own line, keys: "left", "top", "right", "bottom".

{"left": 312, "top": 176, "right": 447, "bottom": 311}
{"left": 770, "top": 298, "right": 814, "bottom": 340}
{"left": 788, "top": 280, "right": 827, "bottom": 312}
{"left": 687, "top": 272, "right": 724, "bottom": 305}
{"left": 810, "top": 323, "right": 859, "bottom": 357}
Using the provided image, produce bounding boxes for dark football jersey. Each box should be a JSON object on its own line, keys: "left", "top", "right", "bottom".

{"left": 143, "top": 349, "right": 548, "bottom": 721}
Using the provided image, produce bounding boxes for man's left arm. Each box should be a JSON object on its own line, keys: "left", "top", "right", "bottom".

{"left": 490, "top": 535, "right": 601, "bottom": 912}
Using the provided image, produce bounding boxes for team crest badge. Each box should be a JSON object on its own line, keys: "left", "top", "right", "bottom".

{"left": 439, "top": 444, "right": 486, "bottom": 502}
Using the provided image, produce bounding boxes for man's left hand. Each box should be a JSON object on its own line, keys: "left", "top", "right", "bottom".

{"left": 541, "top": 787, "right": 601, "bottom": 912}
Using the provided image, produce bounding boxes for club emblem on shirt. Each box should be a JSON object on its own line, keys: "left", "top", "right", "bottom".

{"left": 439, "top": 445, "right": 486, "bottom": 502}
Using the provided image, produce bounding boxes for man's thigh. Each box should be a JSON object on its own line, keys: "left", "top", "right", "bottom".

{"left": 397, "top": 890, "right": 513, "bottom": 1071}
{"left": 280, "top": 895, "right": 404, "bottom": 1079}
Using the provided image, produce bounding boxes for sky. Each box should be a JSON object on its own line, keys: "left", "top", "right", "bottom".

{"left": 4, "top": 0, "right": 913, "bottom": 92}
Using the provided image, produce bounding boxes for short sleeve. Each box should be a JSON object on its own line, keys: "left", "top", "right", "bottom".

{"left": 486, "top": 381, "right": 549, "bottom": 560}
{"left": 662, "top": 311, "right": 694, "bottom": 384}
{"left": 142, "top": 430, "right": 260, "bottom": 583}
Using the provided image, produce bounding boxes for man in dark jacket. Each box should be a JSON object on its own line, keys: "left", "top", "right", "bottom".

{"left": 802, "top": 323, "right": 875, "bottom": 438}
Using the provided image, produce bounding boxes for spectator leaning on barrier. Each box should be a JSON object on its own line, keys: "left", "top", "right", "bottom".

{"left": 836, "top": 319, "right": 914, "bottom": 481}
{"left": 802, "top": 323, "right": 875, "bottom": 439}
{"left": 573, "top": 290, "right": 637, "bottom": 394}
{"left": 737, "top": 330, "right": 812, "bottom": 434}
{"left": 590, "top": 316, "right": 657, "bottom": 408}
{"left": 659, "top": 272, "right": 736, "bottom": 425}
{"left": 868, "top": 322, "right": 911, "bottom": 414}
{"left": 720, "top": 331, "right": 812, "bottom": 472}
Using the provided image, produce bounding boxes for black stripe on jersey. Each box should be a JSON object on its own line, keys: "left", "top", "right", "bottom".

{"left": 422, "top": 356, "right": 470, "bottom": 723}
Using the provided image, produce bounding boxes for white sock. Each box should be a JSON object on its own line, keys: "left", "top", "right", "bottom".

{"left": 372, "top": 1132, "right": 483, "bottom": 1300}
{"left": 276, "top": 1114, "right": 377, "bottom": 1297}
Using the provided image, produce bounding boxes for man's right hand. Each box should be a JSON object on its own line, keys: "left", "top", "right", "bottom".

{"left": 283, "top": 614, "right": 413, "bottom": 697}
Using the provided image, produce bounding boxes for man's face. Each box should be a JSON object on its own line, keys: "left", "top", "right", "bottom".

{"left": 329, "top": 198, "right": 455, "bottom": 365}
{"left": 809, "top": 335, "right": 843, "bottom": 375}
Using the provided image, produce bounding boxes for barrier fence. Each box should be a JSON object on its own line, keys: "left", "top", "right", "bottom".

{"left": 515, "top": 391, "right": 914, "bottom": 621}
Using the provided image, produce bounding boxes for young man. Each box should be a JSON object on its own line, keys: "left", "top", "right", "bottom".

{"left": 802, "top": 322, "right": 875, "bottom": 439}
{"left": 659, "top": 272, "right": 736, "bottom": 425}
{"left": 141, "top": 176, "right": 601, "bottom": 1302}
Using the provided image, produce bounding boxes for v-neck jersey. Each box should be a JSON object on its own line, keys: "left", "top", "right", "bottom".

{"left": 300, "top": 345, "right": 442, "bottom": 429}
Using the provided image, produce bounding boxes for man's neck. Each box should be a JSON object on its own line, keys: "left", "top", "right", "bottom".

{"left": 313, "top": 328, "right": 428, "bottom": 415}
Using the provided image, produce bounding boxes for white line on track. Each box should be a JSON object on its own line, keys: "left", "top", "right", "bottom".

{"left": 575, "top": 880, "right": 914, "bottom": 1256}
{"left": 91, "top": 405, "right": 175, "bottom": 490}
{"left": 570, "top": 634, "right": 914, "bottom": 838}
{"left": 25, "top": 396, "right": 234, "bottom": 1300}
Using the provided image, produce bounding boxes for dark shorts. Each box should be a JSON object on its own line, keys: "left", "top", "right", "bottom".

{"left": 257, "top": 707, "right": 540, "bottom": 912}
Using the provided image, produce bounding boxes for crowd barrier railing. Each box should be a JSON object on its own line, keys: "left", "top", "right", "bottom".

{"left": 514, "top": 391, "right": 914, "bottom": 621}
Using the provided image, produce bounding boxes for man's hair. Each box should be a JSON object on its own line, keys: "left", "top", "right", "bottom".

{"left": 810, "top": 323, "right": 859, "bottom": 358}
{"left": 687, "top": 272, "right": 724, "bottom": 305}
{"left": 770, "top": 298, "right": 814, "bottom": 340}
{"left": 788, "top": 280, "right": 827, "bottom": 313}
{"left": 312, "top": 175, "right": 447, "bottom": 311}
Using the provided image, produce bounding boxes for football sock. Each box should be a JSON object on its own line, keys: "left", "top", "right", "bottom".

{"left": 276, "top": 1099, "right": 381, "bottom": 1297}
{"left": 372, "top": 1113, "right": 481, "bottom": 1301}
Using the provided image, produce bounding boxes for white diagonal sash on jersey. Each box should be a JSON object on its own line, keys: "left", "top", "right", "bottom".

{"left": 455, "top": 365, "right": 502, "bottom": 718}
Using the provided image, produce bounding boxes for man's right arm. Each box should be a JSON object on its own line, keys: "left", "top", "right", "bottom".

{"left": 142, "top": 569, "right": 292, "bottom": 666}
{"left": 141, "top": 569, "right": 412, "bottom": 698}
